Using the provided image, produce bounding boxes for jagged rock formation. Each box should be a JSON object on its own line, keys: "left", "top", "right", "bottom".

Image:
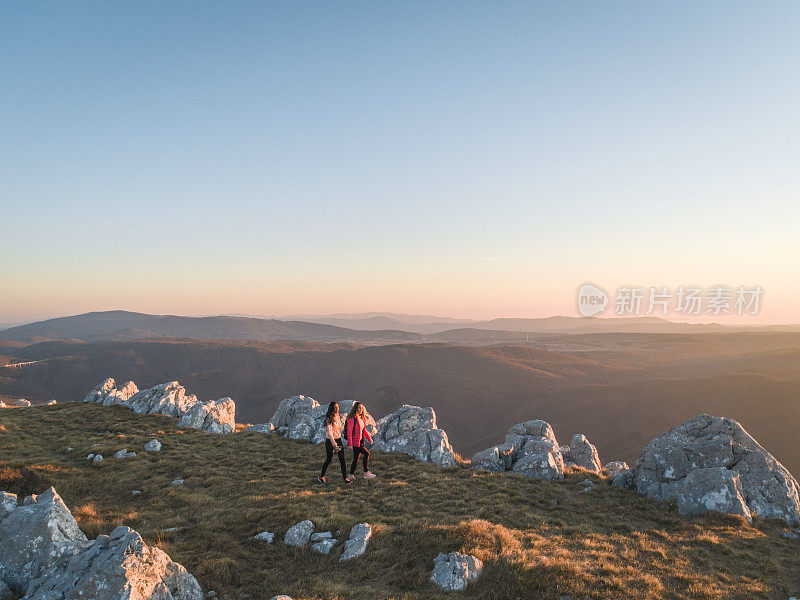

{"left": 269, "top": 396, "right": 376, "bottom": 447}
{"left": 340, "top": 523, "right": 372, "bottom": 561}
{"left": 430, "top": 552, "right": 483, "bottom": 591}
{"left": 0, "top": 487, "right": 202, "bottom": 600}
{"left": 472, "top": 419, "right": 564, "bottom": 481}
{"left": 84, "top": 378, "right": 235, "bottom": 434}
{"left": 563, "top": 434, "right": 602, "bottom": 473}
{"left": 635, "top": 414, "right": 800, "bottom": 524}
{"left": 372, "top": 405, "right": 456, "bottom": 467}
{"left": 85, "top": 379, "right": 139, "bottom": 406}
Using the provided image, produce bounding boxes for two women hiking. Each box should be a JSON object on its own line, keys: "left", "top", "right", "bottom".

{"left": 319, "top": 401, "right": 376, "bottom": 484}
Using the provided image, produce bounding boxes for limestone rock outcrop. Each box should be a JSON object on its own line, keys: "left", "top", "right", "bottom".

{"left": 84, "top": 379, "right": 235, "bottom": 434}
{"left": 269, "top": 396, "right": 376, "bottom": 447}
{"left": 0, "top": 486, "right": 202, "bottom": 600}
{"left": 84, "top": 378, "right": 139, "bottom": 406}
{"left": 635, "top": 414, "right": 800, "bottom": 523}
{"left": 472, "top": 419, "right": 564, "bottom": 481}
{"left": 372, "top": 405, "right": 456, "bottom": 467}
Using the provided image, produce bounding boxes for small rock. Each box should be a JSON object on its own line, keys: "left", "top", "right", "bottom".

{"left": 782, "top": 530, "right": 799, "bottom": 540}
{"left": 579, "top": 486, "right": 593, "bottom": 493}
{"left": 311, "top": 538, "right": 338, "bottom": 554}
{"left": 114, "top": 449, "right": 136, "bottom": 459}
{"left": 284, "top": 520, "right": 314, "bottom": 547}
{"left": 340, "top": 523, "right": 372, "bottom": 561}
{"left": 171, "top": 479, "right": 185, "bottom": 486}
{"left": 430, "top": 551, "right": 483, "bottom": 591}
{"left": 310, "top": 531, "right": 333, "bottom": 542}
{"left": 245, "top": 423, "right": 275, "bottom": 433}
{"left": 93, "top": 454, "right": 103, "bottom": 463}
{"left": 580, "top": 479, "right": 594, "bottom": 486}
{"left": 132, "top": 490, "right": 143, "bottom": 495}
{"left": 162, "top": 527, "right": 179, "bottom": 532}
{"left": 254, "top": 531, "right": 275, "bottom": 543}
{"left": 205, "top": 592, "right": 217, "bottom": 599}
{"left": 66, "top": 447, "right": 73, "bottom": 452}
{"left": 86, "top": 454, "right": 95, "bottom": 460}
{"left": 144, "top": 439, "right": 162, "bottom": 452}
{"left": 269, "top": 596, "right": 293, "bottom": 600}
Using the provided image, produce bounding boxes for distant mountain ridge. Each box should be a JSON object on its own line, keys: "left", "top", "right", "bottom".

{"left": 0, "top": 311, "right": 421, "bottom": 344}
{"left": 2, "top": 310, "right": 798, "bottom": 345}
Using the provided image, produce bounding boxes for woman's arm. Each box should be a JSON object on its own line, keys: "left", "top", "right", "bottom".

{"left": 346, "top": 417, "right": 354, "bottom": 446}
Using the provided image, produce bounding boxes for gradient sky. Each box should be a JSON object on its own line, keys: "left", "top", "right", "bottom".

{"left": 2, "top": 2, "right": 799, "bottom": 324}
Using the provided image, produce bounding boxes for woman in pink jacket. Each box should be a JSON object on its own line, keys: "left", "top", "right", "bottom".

{"left": 346, "top": 402, "right": 376, "bottom": 481}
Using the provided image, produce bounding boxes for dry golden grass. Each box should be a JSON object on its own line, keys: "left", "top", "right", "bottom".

{"left": 1, "top": 403, "right": 798, "bottom": 600}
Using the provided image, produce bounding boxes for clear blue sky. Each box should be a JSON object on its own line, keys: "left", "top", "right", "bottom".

{"left": 2, "top": 2, "right": 799, "bottom": 322}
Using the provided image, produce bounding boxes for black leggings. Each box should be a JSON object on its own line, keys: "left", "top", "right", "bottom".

{"left": 321, "top": 438, "right": 347, "bottom": 480}
{"left": 350, "top": 443, "right": 370, "bottom": 474}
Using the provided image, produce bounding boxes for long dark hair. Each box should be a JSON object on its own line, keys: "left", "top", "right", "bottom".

{"left": 346, "top": 401, "right": 363, "bottom": 422}
{"left": 324, "top": 401, "right": 339, "bottom": 426}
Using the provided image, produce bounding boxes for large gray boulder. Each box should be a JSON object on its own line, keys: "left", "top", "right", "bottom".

{"left": 23, "top": 525, "right": 203, "bottom": 600}
{"left": 340, "top": 523, "right": 372, "bottom": 561}
{"left": 372, "top": 405, "right": 457, "bottom": 467}
{"left": 471, "top": 419, "right": 564, "bottom": 480}
{"left": 430, "top": 552, "right": 483, "bottom": 592}
{"left": 635, "top": 414, "right": 800, "bottom": 524}
{"left": 0, "top": 487, "right": 202, "bottom": 599}
{"left": 0, "top": 487, "right": 87, "bottom": 592}
{"left": 563, "top": 434, "right": 602, "bottom": 473}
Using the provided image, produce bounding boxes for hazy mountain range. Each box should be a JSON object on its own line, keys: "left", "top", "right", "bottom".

{"left": 2, "top": 310, "right": 797, "bottom": 345}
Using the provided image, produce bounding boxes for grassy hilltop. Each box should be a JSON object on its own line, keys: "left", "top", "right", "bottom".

{"left": 1, "top": 404, "right": 798, "bottom": 600}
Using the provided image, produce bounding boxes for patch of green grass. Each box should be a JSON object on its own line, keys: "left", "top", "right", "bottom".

{"left": 1, "top": 404, "right": 798, "bottom": 600}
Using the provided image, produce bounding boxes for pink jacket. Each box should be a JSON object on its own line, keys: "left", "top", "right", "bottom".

{"left": 346, "top": 415, "right": 372, "bottom": 447}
